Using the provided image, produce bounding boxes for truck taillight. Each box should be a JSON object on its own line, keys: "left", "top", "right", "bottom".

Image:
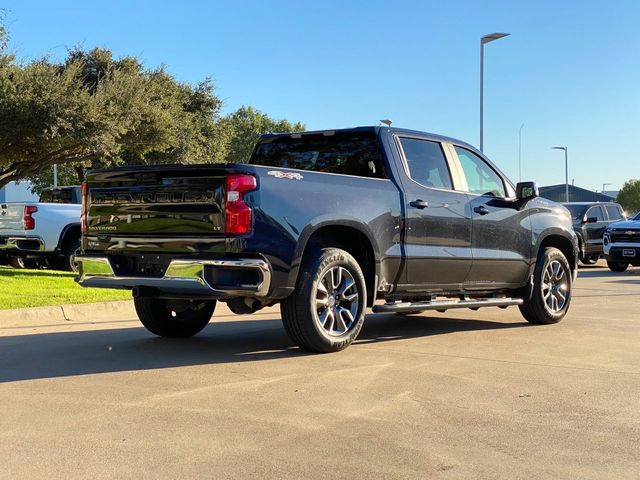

{"left": 23, "top": 206, "right": 37, "bottom": 230}
{"left": 225, "top": 174, "right": 257, "bottom": 235}
{"left": 81, "top": 181, "right": 88, "bottom": 235}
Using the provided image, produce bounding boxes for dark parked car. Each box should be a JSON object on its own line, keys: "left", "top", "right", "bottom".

{"left": 75, "top": 126, "right": 578, "bottom": 352}
{"left": 562, "top": 202, "right": 626, "bottom": 264}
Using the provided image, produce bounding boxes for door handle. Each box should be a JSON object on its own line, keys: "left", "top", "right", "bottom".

{"left": 473, "top": 205, "right": 490, "bottom": 215}
{"left": 410, "top": 199, "right": 428, "bottom": 209}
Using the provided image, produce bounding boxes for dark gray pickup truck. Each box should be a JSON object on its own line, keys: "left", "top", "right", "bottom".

{"left": 75, "top": 126, "right": 578, "bottom": 352}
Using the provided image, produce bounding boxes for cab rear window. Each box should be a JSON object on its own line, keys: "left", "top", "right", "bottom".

{"left": 251, "top": 132, "right": 386, "bottom": 179}
{"left": 39, "top": 188, "right": 78, "bottom": 204}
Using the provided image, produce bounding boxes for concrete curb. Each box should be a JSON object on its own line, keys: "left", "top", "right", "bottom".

{"left": 0, "top": 300, "right": 278, "bottom": 328}
{"left": 0, "top": 300, "right": 136, "bottom": 327}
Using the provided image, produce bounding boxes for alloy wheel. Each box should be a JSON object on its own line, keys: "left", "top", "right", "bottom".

{"left": 314, "top": 266, "right": 360, "bottom": 337}
{"left": 542, "top": 260, "right": 569, "bottom": 312}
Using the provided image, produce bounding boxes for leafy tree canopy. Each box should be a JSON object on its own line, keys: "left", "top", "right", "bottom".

{"left": 617, "top": 179, "right": 640, "bottom": 215}
{"left": 223, "top": 106, "right": 305, "bottom": 164}
{"left": 0, "top": 19, "right": 304, "bottom": 191}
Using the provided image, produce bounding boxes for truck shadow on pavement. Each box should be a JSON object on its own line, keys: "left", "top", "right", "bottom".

{"left": 0, "top": 313, "right": 529, "bottom": 383}
{"left": 577, "top": 269, "right": 639, "bottom": 279}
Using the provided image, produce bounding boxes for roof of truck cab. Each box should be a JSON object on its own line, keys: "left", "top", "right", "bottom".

{"left": 258, "top": 126, "right": 477, "bottom": 151}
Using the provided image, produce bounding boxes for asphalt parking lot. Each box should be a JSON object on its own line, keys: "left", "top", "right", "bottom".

{"left": 1, "top": 261, "right": 639, "bottom": 479}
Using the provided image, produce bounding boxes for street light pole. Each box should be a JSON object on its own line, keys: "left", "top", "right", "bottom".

{"left": 518, "top": 123, "right": 524, "bottom": 181}
{"left": 480, "top": 32, "right": 510, "bottom": 152}
{"left": 552, "top": 146, "right": 569, "bottom": 202}
{"left": 602, "top": 183, "right": 611, "bottom": 194}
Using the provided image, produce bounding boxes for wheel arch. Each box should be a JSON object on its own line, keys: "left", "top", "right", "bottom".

{"left": 56, "top": 223, "right": 81, "bottom": 252}
{"left": 289, "top": 220, "right": 380, "bottom": 307}
{"left": 537, "top": 233, "right": 578, "bottom": 273}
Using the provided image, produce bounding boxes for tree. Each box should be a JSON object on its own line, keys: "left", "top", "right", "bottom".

{"left": 0, "top": 42, "right": 229, "bottom": 190}
{"left": 223, "top": 106, "right": 305, "bottom": 164}
{"left": 0, "top": 18, "right": 303, "bottom": 191}
{"left": 617, "top": 179, "right": 640, "bottom": 214}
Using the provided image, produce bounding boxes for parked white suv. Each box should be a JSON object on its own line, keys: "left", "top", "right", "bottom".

{"left": 603, "top": 211, "right": 640, "bottom": 272}
{"left": 0, "top": 186, "right": 82, "bottom": 270}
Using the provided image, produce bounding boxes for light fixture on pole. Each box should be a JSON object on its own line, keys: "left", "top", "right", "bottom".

{"left": 551, "top": 146, "right": 569, "bottom": 202}
{"left": 602, "top": 183, "right": 611, "bottom": 194}
{"left": 480, "top": 32, "right": 510, "bottom": 152}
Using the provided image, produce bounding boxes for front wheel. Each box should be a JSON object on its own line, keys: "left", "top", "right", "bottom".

{"left": 134, "top": 296, "right": 216, "bottom": 338}
{"left": 281, "top": 248, "right": 367, "bottom": 353}
{"left": 519, "top": 247, "right": 572, "bottom": 325}
{"left": 607, "top": 261, "right": 628, "bottom": 272}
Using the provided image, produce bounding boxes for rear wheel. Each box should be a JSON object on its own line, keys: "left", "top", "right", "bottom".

{"left": 519, "top": 247, "right": 572, "bottom": 325}
{"left": 61, "top": 238, "right": 81, "bottom": 272}
{"left": 8, "top": 256, "right": 26, "bottom": 269}
{"left": 134, "top": 296, "right": 216, "bottom": 338}
{"left": 607, "top": 261, "right": 628, "bottom": 272}
{"left": 281, "top": 248, "right": 367, "bottom": 353}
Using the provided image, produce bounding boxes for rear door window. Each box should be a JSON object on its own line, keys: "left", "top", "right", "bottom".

{"left": 251, "top": 132, "right": 386, "bottom": 179}
{"left": 398, "top": 138, "right": 453, "bottom": 190}
{"left": 605, "top": 205, "right": 623, "bottom": 221}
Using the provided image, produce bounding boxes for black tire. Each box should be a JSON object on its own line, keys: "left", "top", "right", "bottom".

{"left": 519, "top": 247, "right": 572, "bottom": 325}
{"left": 134, "top": 296, "right": 216, "bottom": 338}
{"left": 61, "top": 238, "right": 81, "bottom": 272}
{"left": 607, "top": 261, "right": 628, "bottom": 272}
{"left": 8, "top": 256, "right": 26, "bottom": 269}
{"left": 397, "top": 311, "right": 425, "bottom": 316}
{"left": 281, "top": 248, "right": 367, "bottom": 353}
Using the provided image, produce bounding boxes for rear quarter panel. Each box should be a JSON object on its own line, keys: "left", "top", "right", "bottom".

{"left": 33, "top": 203, "right": 81, "bottom": 251}
{"left": 235, "top": 165, "right": 403, "bottom": 295}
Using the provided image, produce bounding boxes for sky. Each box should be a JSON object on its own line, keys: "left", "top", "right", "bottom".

{"left": 3, "top": 0, "right": 639, "bottom": 191}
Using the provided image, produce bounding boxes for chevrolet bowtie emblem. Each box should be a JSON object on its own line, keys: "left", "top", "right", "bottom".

{"left": 625, "top": 231, "right": 637, "bottom": 235}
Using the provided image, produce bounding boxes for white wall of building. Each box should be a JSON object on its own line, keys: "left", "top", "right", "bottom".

{"left": 0, "top": 181, "right": 39, "bottom": 203}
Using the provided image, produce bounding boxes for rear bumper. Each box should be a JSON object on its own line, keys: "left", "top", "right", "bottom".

{"left": 75, "top": 255, "right": 271, "bottom": 298}
{"left": 0, "top": 236, "right": 45, "bottom": 252}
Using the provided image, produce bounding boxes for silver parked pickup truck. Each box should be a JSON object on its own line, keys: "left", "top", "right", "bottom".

{"left": 0, "top": 186, "right": 82, "bottom": 270}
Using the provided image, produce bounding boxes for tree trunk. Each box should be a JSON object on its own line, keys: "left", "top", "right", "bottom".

{"left": 75, "top": 164, "right": 85, "bottom": 183}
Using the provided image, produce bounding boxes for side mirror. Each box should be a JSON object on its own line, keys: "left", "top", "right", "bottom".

{"left": 516, "top": 181, "right": 539, "bottom": 201}
{"left": 585, "top": 217, "right": 598, "bottom": 224}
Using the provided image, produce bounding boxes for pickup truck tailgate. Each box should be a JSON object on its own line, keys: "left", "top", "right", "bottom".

{"left": 0, "top": 204, "right": 25, "bottom": 232}
{"left": 86, "top": 165, "right": 230, "bottom": 237}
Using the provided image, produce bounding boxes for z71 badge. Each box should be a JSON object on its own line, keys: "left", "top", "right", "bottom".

{"left": 267, "top": 170, "right": 303, "bottom": 180}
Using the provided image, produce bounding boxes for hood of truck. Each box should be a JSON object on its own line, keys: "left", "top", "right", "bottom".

{"left": 608, "top": 219, "right": 640, "bottom": 231}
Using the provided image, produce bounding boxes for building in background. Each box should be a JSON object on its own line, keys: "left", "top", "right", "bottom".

{"left": 539, "top": 184, "right": 616, "bottom": 203}
{"left": 0, "top": 181, "right": 39, "bottom": 203}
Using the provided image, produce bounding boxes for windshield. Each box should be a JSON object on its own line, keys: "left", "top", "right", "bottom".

{"left": 563, "top": 204, "right": 588, "bottom": 220}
